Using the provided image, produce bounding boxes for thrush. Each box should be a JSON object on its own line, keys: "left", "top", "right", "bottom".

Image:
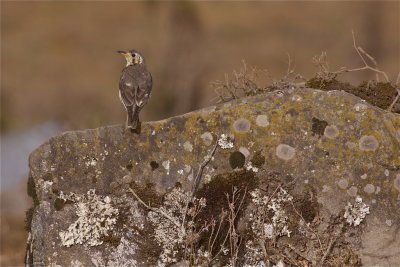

{"left": 117, "top": 49, "right": 152, "bottom": 130}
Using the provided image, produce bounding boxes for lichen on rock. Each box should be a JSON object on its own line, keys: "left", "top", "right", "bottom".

{"left": 25, "top": 88, "right": 400, "bottom": 266}
{"left": 58, "top": 189, "right": 119, "bottom": 247}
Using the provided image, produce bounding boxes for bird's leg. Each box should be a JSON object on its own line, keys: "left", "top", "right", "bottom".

{"left": 130, "top": 121, "right": 141, "bottom": 134}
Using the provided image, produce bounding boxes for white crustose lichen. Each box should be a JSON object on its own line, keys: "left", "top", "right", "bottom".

{"left": 249, "top": 188, "right": 293, "bottom": 239}
{"left": 244, "top": 188, "right": 293, "bottom": 266}
{"left": 245, "top": 161, "right": 259, "bottom": 173}
{"left": 59, "top": 189, "right": 119, "bottom": 247}
{"left": 218, "top": 134, "right": 234, "bottom": 149}
{"left": 344, "top": 196, "right": 370, "bottom": 226}
{"left": 147, "top": 187, "right": 206, "bottom": 265}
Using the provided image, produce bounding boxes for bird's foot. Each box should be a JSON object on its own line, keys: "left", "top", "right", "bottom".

{"left": 128, "top": 122, "right": 141, "bottom": 134}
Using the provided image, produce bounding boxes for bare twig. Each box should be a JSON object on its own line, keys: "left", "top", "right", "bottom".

{"left": 290, "top": 200, "right": 323, "bottom": 251}
{"left": 256, "top": 242, "right": 267, "bottom": 265}
{"left": 127, "top": 187, "right": 182, "bottom": 230}
{"left": 265, "top": 184, "right": 282, "bottom": 207}
{"left": 319, "top": 223, "right": 345, "bottom": 266}
{"left": 209, "top": 220, "right": 230, "bottom": 263}
{"left": 211, "top": 60, "right": 270, "bottom": 103}
{"left": 286, "top": 53, "right": 293, "bottom": 77}
{"left": 328, "top": 31, "right": 390, "bottom": 83}
{"left": 313, "top": 31, "right": 391, "bottom": 86}
{"left": 387, "top": 89, "right": 400, "bottom": 112}
{"left": 226, "top": 187, "right": 247, "bottom": 267}
{"left": 287, "top": 244, "right": 312, "bottom": 262}
{"left": 209, "top": 188, "right": 248, "bottom": 264}
{"left": 208, "top": 210, "right": 228, "bottom": 256}
{"left": 192, "top": 139, "right": 219, "bottom": 195}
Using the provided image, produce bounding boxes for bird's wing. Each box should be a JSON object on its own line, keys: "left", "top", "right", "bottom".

{"left": 135, "top": 71, "right": 153, "bottom": 107}
{"left": 119, "top": 68, "right": 139, "bottom": 107}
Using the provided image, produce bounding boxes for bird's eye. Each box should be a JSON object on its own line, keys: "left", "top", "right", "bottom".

{"left": 132, "top": 53, "right": 136, "bottom": 57}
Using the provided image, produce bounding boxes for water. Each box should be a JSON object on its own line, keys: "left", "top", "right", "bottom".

{"left": 0, "top": 121, "right": 62, "bottom": 190}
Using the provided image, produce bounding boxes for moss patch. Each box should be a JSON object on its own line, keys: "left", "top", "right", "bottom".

{"left": 196, "top": 170, "right": 258, "bottom": 220}
{"left": 126, "top": 163, "right": 133, "bottom": 171}
{"left": 42, "top": 172, "right": 53, "bottom": 181}
{"left": 312, "top": 117, "right": 328, "bottom": 137}
{"left": 229, "top": 151, "right": 246, "bottom": 169}
{"left": 54, "top": 198, "right": 65, "bottom": 211}
{"left": 306, "top": 77, "right": 351, "bottom": 92}
{"left": 150, "top": 161, "right": 159, "bottom": 171}
{"left": 352, "top": 82, "right": 398, "bottom": 112}
{"left": 251, "top": 150, "right": 265, "bottom": 167}
{"left": 100, "top": 206, "right": 131, "bottom": 248}
{"left": 134, "top": 222, "right": 162, "bottom": 264}
{"left": 306, "top": 77, "right": 399, "bottom": 113}
{"left": 194, "top": 169, "right": 258, "bottom": 261}
{"left": 294, "top": 194, "right": 319, "bottom": 223}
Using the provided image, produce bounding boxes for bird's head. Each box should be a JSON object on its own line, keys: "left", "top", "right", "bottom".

{"left": 117, "top": 50, "right": 144, "bottom": 67}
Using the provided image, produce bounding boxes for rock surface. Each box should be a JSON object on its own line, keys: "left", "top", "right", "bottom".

{"left": 26, "top": 88, "right": 400, "bottom": 266}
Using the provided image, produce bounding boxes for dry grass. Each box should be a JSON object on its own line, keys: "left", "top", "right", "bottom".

{"left": 213, "top": 31, "right": 399, "bottom": 113}
{"left": 211, "top": 61, "right": 269, "bottom": 103}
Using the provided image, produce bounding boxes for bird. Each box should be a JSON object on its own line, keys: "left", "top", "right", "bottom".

{"left": 117, "top": 49, "right": 152, "bottom": 131}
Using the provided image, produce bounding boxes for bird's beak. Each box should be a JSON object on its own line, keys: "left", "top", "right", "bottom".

{"left": 117, "top": 50, "right": 133, "bottom": 66}
{"left": 117, "top": 50, "right": 129, "bottom": 59}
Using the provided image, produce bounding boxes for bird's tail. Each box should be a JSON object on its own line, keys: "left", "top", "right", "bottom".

{"left": 127, "top": 105, "right": 141, "bottom": 130}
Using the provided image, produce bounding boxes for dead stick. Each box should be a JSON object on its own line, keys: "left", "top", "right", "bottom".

{"left": 319, "top": 223, "right": 345, "bottom": 266}
{"left": 388, "top": 89, "right": 400, "bottom": 112}
{"left": 287, "top": 244, "right": 311, "bottom": 262}
{"left": 192, "top": 140, "right": 219, "bottom": 195}
{"left": 128, "top": 187, "right": 182, "bottom": 230}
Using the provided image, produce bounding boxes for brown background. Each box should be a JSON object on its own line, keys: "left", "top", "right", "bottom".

{"left": 1, "top": 1, "right": 399, "bottom": 265}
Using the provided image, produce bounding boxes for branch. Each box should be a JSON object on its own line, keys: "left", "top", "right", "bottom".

{"left": 290, "top": 200, "right": 323, "bottom": 251}
{"left": 387, "top": 89, "right": 400, "bottom": 112}
{"left": 286, "top": 53, "right": 293, "bottom": 77}
{"left": 287, "top": 244, "right": 311, "bottom": 262}
{"left": 319, "top": 223, "right": 345, "bottom": 266}
{"left": 192, "top": 139, "right": 219, "bottom": 195}
{"left": 317, "top": 31, "right": 390, "bottom": 84}
{"left": 344, "top": 30, "right": 390, "bottom": 82}
{"left": 127, "top": 187, "right": 182, "bottom": 230}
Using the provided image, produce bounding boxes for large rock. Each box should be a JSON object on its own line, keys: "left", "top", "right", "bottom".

{"left": 26, "top": 88, "right": 400, "bottom": 266}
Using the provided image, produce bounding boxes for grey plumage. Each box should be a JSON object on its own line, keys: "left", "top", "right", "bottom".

{"left": 118, "top": 50, "right": 152, "bottom": 130}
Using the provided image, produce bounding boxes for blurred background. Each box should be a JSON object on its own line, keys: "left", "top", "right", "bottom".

{"left": 1, "top": 1, "right": 399, "bottom": 265}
